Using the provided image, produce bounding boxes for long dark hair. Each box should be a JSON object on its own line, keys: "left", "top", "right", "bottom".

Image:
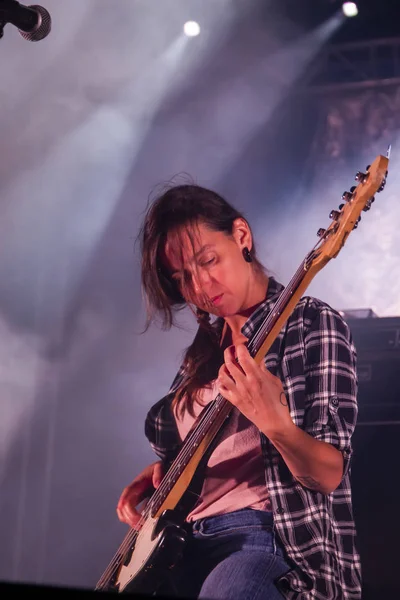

{"left": 138, "top": 184, "right": 266, "bottom": 417}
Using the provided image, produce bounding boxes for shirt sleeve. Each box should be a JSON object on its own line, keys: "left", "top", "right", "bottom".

{"left": 144, "top": 396, "right": 173, "bottom": 463}
{"left": 303, "top": 304, "right": 358, "bottom": 477}
{"left": 144, "top": 366, "right": 186, "bottom": 465}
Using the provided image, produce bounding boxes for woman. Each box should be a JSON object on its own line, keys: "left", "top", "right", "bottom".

{"left": 116, "top": 185, "right": 362, "bottom": 599}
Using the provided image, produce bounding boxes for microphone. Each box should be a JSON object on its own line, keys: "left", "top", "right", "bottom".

{"left": 0, "top": 1, "right": 51, "bottom": 41}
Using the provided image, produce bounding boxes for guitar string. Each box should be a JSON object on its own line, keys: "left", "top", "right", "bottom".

{"left": 96, "top": 261, "right": 308, "bottom": 588}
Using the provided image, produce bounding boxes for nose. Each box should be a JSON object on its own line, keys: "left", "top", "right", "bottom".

{"left": 192, "top": 269, "right": 212, "bottom": 296}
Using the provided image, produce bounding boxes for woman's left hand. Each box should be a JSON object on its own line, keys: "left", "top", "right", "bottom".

{"left": 217, "top": 343, "right": 295, "bottom": 440}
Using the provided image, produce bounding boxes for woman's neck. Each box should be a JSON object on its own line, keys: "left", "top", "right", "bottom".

{"left": 222, "top": 275, "right": 269, "bottom": 345}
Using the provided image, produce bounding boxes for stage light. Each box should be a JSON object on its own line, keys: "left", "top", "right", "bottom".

{"left": 183, "top": 21, "right": 200, "bottom": 37}
{"left": 342, "top": 2, "right": 358, "bottom": 17}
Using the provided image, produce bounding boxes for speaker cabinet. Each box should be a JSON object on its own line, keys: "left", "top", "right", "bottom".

{"left": 351, "top": 422, "right": 399, "bottom": 599}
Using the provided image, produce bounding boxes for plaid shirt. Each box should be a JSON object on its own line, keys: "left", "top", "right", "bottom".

{"left": 144, "top": 277, "right": 362, "bottom": 599}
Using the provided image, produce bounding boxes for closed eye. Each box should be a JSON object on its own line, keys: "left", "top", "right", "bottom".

{"left": 171, "top": 258, "right": 215, "bottom": 283}
{"left": 199, "top": 258, "right": 215, "bottom": 267}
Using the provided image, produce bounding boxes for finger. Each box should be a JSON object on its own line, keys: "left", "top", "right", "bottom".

{"left": 116, "top": 503, "right": 131, "bottom": 524}
{"left": 218, "top": 371, "right": 240, "bottom": 403}
{"left": 218, "top": 363, "right": 235, "bottom": 384}
{"left": 227, "top": 345, "right": 247, "bottom": 375}
{"left": 217, "top": 369, "right": 231, "bottom": 389}
{"left": 118, "top": 503, "right": 141, "bottom": 529}
{"left": 117, "top": 486, "right": 135, "bottom": 512}
{"left": 224, "top": 347, "right": 246, "bottom": 382}
{"left": 236, "top": 344, "right": 261, "bottom": 379}
{"left": 117, "top": 481, "right": 147, "bottom": 513}
{"left": 220, "top": 364, "right": 233, "bottom": 378}
{"left": 117, "top": 506, "right": 136, "bottom": 527}
{"left": 117, "top": 486, "right": 133, "bottom": 512}
{"left": 217, "top": 376, "right": 232, "bottom": 398}
{"left": 218, "top": 365, "right": 236, "bottom": 389}
{"left": 224, "top": 344, "right": 239, "bottom": 365}
{"left": 119, "top": 475, "right": 147, "bottom": 501}
{"left": 123, "top": 513, "right": 141, "bottom": 530}
{"left": 117, "top": 492, "right": 136, "bottom": 519}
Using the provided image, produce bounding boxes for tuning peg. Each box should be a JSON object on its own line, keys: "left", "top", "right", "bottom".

{"left": 329, "top": 210, "right": 340, "bottom": 220}
{"left": 350, "top": 186, "right": 357, "bottom": 193}
{"left": 362, "top": 196, "right": 375, "bottom": 212}
{"left": 378, "top": 177, "right": 387, "bottom": 193}
{"left": 353, "top": 216, "right": 362, "bottom": 229}
{"left": 342, "top": 191, "right": 353, "bottom": 202}
{"left": 339, "top": 203, "right": 345, "bottom": 210}
{"left": 317, "top": 228, "right": 326, "bottom": 238}
{"left": 366, "top": 164, "right": 371, "bottom": 171}
{"left": 355, "top": 171, "right": 369, "bottom": 183}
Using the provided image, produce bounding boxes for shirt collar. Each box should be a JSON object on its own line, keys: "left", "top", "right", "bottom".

{"left": 241, "top": 276, "right": 285, "bottom": 339}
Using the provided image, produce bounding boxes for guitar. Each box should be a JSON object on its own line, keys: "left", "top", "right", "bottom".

{"left": 95, "top": 153, "right": 389, "bottom": 595}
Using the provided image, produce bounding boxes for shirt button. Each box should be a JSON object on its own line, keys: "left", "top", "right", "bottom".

{"left": 275, "top": 507, "right": 285, "bottom": 515}
{"left": 330, "top": 396, "right": 339, "bottom": 407}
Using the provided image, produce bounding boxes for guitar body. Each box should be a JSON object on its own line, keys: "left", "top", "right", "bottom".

{"left": 114, "top": 510, "right": 188, "bottom": 595}
{"left": 104, "top": 456, "right": 210, "bottom": 595}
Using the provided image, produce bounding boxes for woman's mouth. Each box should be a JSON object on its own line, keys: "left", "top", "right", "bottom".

{"left": 211, "top": 294, "right": 224, "bottom": 306}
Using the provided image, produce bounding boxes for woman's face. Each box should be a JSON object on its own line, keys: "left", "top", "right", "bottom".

{"left": 162, "top": 219, "right": 259, "bottom": 318}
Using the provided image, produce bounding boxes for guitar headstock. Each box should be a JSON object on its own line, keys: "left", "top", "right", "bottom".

{"left": 309, "top": 153, "right": 389, "bottom": 273}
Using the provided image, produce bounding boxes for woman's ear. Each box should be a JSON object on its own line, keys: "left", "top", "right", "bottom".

{"left": 232, "top": 218, "right": 252, "bottom": 251}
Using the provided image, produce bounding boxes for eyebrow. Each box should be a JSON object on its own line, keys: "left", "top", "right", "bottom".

{"left": 170, "top": 244, "right": 215, "bottom": 276}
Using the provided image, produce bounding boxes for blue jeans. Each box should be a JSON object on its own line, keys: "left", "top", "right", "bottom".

{"left": 163, "top": 508, "right": 292, "bottom": 600}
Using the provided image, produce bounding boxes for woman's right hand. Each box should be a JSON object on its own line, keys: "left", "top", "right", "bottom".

{"left": 116, "top": 461, "right": 164, "bottom": 529}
